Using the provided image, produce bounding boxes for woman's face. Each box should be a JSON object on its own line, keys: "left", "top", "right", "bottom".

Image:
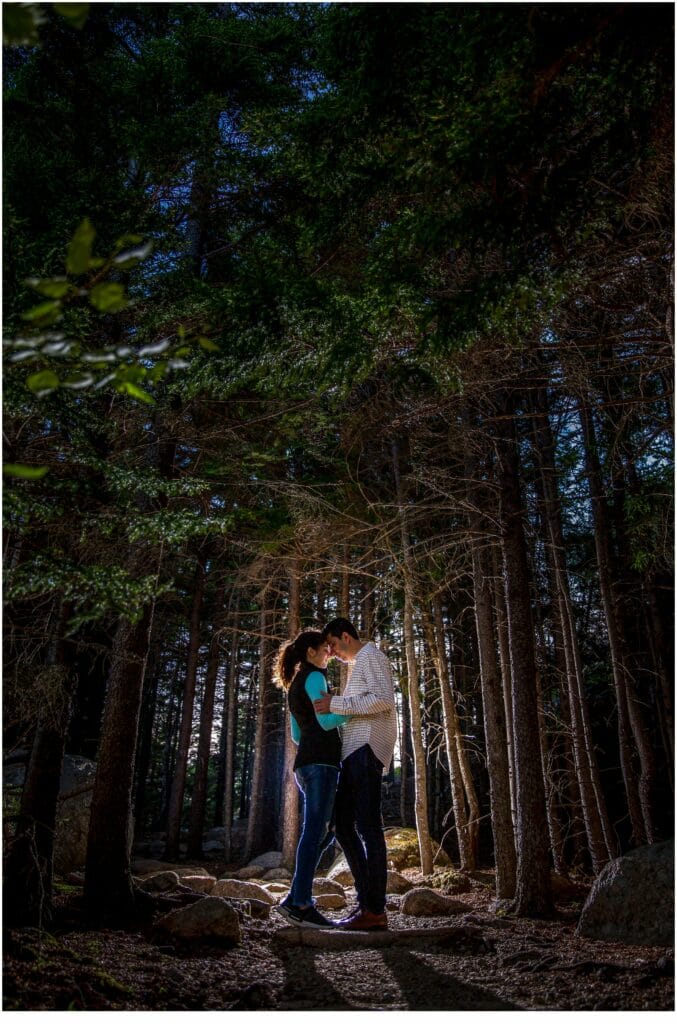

{"left": 307, "top": 642, "right": 330, "bottom": 669}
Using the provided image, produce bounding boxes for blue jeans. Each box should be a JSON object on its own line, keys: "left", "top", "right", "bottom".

{"left": 288, "top": 763, "right": 339, "bottom": 907}
{"left": 334, "top": 744, "right": 387, "bottom": 914}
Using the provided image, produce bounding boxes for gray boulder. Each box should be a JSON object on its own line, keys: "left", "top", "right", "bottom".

{"left": 328, "top": 856, "right": 354, "bottom": 886}
{"left": 138, "top": 870, "right": 181, "bottom": 893}
{"left": 181, "top": 875, "right": 216, "bottom": 894}
{"left": 315, "top": 892, "right": 347, "bottom": 910}
{"left": 313, "top": 877, "right": 346, "bottom": 896}
{"left": 237, "top": 865, "right": 262, "bottom": 880}
{"left": 213, "top": 878, "right": 275, "bottom": 905}
{"left": 577, "top": 840, "right": 674, "bottom": 947}
{"left": 400, "top": 887, "right": 473, "bottom": 917}
{"left": 154, "top": 897, "right": 241, "bottom": 945}
{"left": 387, "top": 870, "right": 414, "bottom": 894}
{"left": 248, "top": 851, "right": 283, "bottom": 870}
{"left": 262, "top": 867, "right": 292, "bottom": 881}
{"left": 4, "top": 754, "right": 98, "bottom": 875}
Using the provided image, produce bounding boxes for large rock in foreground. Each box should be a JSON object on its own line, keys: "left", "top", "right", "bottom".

{"left": 577, "top": 840, "right": 674, "bottom": 947}
{"left": 401, "top": 887, "right": 473, "bottom": 917}
{"left": 154, "top": 897, "right": 241, "bottom": 945}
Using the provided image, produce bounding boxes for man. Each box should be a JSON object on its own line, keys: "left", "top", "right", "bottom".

{"left": 313, "top": 617, "right": 397, "bottom": 931}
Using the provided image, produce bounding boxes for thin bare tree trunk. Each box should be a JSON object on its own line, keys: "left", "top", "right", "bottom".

{"left": 244, "top": 597, "right": 275, "bottom": 862}
{"left": 471, "top": 539, "right": 517, "bottom": 898}
{"left": 164, "top": 558, "right": 206, "bottom": 860}
{"left": 580, "top": 402, "right": 654, "bottom": 845}
{"left": 339, "top": 551, "right": 350, "bottom": 692}
{"left": 187, "top": 577, "right": 227, "bottom": 858}
{"left": 529, "top": 384, "right": 617, "bottom": 869}
{"left": 281, "top": 565, "right": 301, "bottom": 870}
{"left": 392, "top": 440, "right": 433, "bottom": 875}
{"left": 420, "top": 599, "right": 478, "bottom": 871}
{"left": 494, "top": 394, "right": 552, "bottom": 916}
{"left": 463, "top": 419, "right": 517, "bottom": 898}
{"left": 222, "top": 618, "right": 240, "bottom": 861}
{"left": 491, "top": 543, "right": 517, "bottom": 826}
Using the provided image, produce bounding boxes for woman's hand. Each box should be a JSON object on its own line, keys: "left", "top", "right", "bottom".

{"left": 313, "top": 695, "right": 332, "bottom": 715}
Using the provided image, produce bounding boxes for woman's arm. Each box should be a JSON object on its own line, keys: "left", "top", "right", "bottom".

{"left": 305, "top": 671, "right": 349, "bottom": 730}
{"left": 290, "top": 713, "right": 301, "bottom": 744}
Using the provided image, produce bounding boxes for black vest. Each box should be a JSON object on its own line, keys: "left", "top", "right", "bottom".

{"left": 288, "top": 663, "right": 341, "bottom": 771}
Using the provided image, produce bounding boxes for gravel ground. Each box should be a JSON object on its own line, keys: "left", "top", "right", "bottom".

{"left": 3, "top": 874, "right": 673, "bottom": 1011}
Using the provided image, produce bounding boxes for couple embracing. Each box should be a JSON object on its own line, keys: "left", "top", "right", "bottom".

{"left": 274, "top": 617, "right": 397, "bottom": 931}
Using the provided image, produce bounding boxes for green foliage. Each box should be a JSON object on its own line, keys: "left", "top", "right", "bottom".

{"left": 5, "top": 555, "right": 172, "bottom": 630}
{"left": 3, "top": 2, "right": 89, "bottom": 46}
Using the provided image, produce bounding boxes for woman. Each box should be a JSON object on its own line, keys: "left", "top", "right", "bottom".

{"left": 274, "top": 629, "right": 348, "bottom": 928}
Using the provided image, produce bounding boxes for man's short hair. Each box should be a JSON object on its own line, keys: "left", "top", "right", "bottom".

{"left": 323, "top": 617, "right": 359, "bottom": 641}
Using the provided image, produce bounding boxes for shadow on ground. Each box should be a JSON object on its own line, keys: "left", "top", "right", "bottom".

{"left": 276, "top": 946, "right": 518, "bottom": 1011}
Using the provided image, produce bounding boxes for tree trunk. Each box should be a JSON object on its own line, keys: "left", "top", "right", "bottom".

{"left": 4, "top": 602, "right": 75, "bottom": 927}
{"left": 243, "top": 598, "right": 276, "bottom": 862}
{"left": 493, "top": 394, "right": 553, "bottom": 917}
{"left": 470, "top": 538, "right": 517, "bottom": 898}
{"left": 491, "top": 542, "right": 517, "bottom": 826}
{"left": 392, "top": 440, "right": 433, "bottom": 875}
{"left": 222, "top": 622, "right": 240, "bottom": 861}
{"left": 84, "top": 607, "right": 154, "bottom": 920}
{"left": 420, "top": 599, "right": 477, "bottom": 871}
{"left": 281, "top": 565, "right": 301, "bottom": 870}
{"left": 463, "top": 420, "right": 517, "bottom": 899}
{"left": 529, "top": 383, "right": 617, "bottom": 869}
{"left": 187, "top": 577, "right": 227, "bottom": 857}
{"left": 579, "top": 401, "right": 654, "bottom": 845}
{"left": 164, "top": 558, "right": 206, "bottom": 860}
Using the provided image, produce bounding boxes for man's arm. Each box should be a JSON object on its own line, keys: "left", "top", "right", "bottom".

{"left": 315, "top": 649, "right": 394, "bottom": 717}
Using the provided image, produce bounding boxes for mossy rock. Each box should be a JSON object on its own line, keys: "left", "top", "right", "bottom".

{"left": 422, "top": 869, "right": 473, "bottom": 895}
{"left": 385, "top": 828, "right": 451, "bottom": 870}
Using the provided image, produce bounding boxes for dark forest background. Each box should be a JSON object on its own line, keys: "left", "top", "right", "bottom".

{"left": 3, "top": 2, "right": 673, "bottom": 926}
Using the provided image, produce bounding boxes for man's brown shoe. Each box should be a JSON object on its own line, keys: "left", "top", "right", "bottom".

{"left": 336, "top": 908, "right": 388, "bottom": 931}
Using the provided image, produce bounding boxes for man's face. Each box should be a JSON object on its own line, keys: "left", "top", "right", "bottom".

{"left": 326, "top": 631, "right": 351, "bottom": 662}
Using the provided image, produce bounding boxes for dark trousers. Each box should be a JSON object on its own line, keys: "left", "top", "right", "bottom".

{"left": 334, "top": 744, "right": 387, "bottom": 914}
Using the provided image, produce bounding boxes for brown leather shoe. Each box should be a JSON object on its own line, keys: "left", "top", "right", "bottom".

{"left": 336, "top": 908, "right": 388, "bottom": 931}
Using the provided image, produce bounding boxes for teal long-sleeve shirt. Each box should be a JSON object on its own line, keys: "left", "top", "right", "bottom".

{"left": 290, "top": 669, "right": 348, "bottom": 744}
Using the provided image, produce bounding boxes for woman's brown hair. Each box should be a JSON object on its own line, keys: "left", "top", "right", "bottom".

{"left": 274, "top": 629, "right": 325, "bottom": 690}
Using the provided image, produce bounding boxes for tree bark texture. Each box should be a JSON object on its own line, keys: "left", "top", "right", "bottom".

{"left": 164, "top": 558, "right": 206, "bottom": 860}
{"left": 493, "top": 395, "right": 553, "bottom": 916}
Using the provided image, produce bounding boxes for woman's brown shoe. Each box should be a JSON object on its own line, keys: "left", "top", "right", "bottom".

{"left": 336, "top": 908, "right": 388, "bottom": 931}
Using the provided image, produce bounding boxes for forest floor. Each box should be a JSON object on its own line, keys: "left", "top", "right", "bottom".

{"left": 3, "top": 864, "right": 673, "bottom": 1012}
